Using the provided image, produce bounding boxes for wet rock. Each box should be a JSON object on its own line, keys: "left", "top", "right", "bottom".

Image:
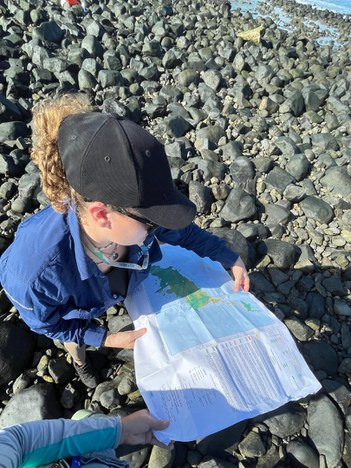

{"left": 0, "top": 383, "right": 61, "bottom": 428}
{"left": 308, "top": 395, "right": 344, "bottom": 468}
{"left": 303, "top": 341, "right": 338, "bottom": 376}
{"left": 0, "top": 322, "right": 34, "bottom": 387}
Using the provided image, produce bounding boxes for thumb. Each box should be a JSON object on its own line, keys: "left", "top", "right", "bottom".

{"left": 133, "top": 327, "right": 147, "bottom": 338}
{"left": 148, "top": 417, "right": 169, "bottom": 431}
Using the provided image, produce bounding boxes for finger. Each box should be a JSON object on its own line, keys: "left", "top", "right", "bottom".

{"left": 132, "top": 328, "right": 147, "bottom": 340}
{"left": 233, "top": 277, "right": 241, "bottom": 292}
{"left": 243, "top": 275, "right": 250, "bottom": 292}
{"left": 148, "top": 418, "right": 169, "bottom": 431}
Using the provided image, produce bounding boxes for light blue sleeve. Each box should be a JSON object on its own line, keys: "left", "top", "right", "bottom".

{"left": 0, "top": 416, "right": 121, "bottom": 468}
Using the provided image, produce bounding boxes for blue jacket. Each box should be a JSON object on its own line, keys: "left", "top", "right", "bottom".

{"left": 0, "top": 205, "right": 238, "bottom": 347}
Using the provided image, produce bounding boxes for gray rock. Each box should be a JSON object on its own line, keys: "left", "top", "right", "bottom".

{"left": 259, "top": 239, "right": 297, "bottom": 269}
{"left": 229, "top": 157, "right": 256, "bottom": 194}
{"left": 165, "top": 141, "right": 187, "bottom": 159}
{"left": 196, "top": 159, "right": 226, "bottom": 182}
{"left": 284, "top": 317, "right": 314, "bottom": 341}
{"left": 197, "top": 420, "right": 247, "bottom": 456}
{"left": 264, "top": 204, "right": 291, "bottom": 227}
{"left": 0, "top": 121, "right": 29, "bottom": 142}
{"left": 18, "top": 172, "right": 40, "bottom": 199}
{"left": 78, "top": 69, "right": 97, "bottom": 90}
{"left": 265, "top": 166, "right": 295, "bottom": 193}
{"left": 220, "top": 141, "right": 243, "bottom": 160}
{"left": 256, "top": 444, "right": 280, "bottom": 467}
{"left": 0, "top": 95, "right": 22, "bottom": 120}
{"left": 60, "top": 383, "right": 78, "bottom": 409}
{"left": 334, "top": 299, "right": 351, "bottom": 317}
{"left": 210, "top": 228, "right": 250, "bottom": 267}
{"left": 107, "top": 314, "right": 133, "bottom": 334}
{"left": 275, "top": 136, "right": 300, "bottom": 157}
{"left": 48, "top": 357, "right": 75, "bottom": 385}
{"left": 202, "top": 69, "right": 222, "bottom": 91}
{"left": 11, "top": 196, "right": 33, "bottom": 214}
{"left": 98, "top": 70, "right": 123, "bottom": 88}
{"left": 0, "top": 322, "right": 35, "bottom": 387}
{"left": 0, "top": 181, "right": 16, "bottom": 199}
{"left": 250, "top": 271, "right": 276, "bottom": 294}
{"left": 195, "top": 125, "right": 226, "bottom": 150}
{"left": 286, "top": 153, "right": 310, "bottom": 181}
{"left": 81, "top": 35, "right": 104, "bottom": 58}
{"left": 302, "top": 85, "right": 328, "bottom": 112}
{"left": 164, "top": 115, "right": 192, "bottom": 138}
{"left": 320, "top": 167, "right": 351, "bottom": 198}
{"left": 338, "top": 358, "right": 351, "bottom": 375}
{"left": 322, "top": 379, "right": 351, "bottom": 415}
{"left": 300, "top": 196, "right": 334, "bottom": 224}
{"left": 176, "top": 69, "right": 199, "bottom": 87}
{"left": 306, "top": 292, "right": 325, "bottom": 319}
{"left": 33, "top": 21, "right": 64, "bottom": 44}
{"left": 100, "top": 387, "right": 121, "bottom": 409}
{"left": 308, "top": 395, "right": 344, "bottom": 468}
{"left": 262, "top": 403, "right": 306, "bottom": 438}
{"left": 148, "top": 445, "right": 175, "bottom": 468}
{"left": 238, "top": 430, "right": 266, "bottom": 457}
{"left": 117, "top": 374, "right": 134, "bottom": 396}
{"left": 0, "top": 383, "right": 61, "bottom": 428}
{"left": 311, "top": 133, "right": 339, "bottom": 155}
{"left": 303, "top": 341, "right": 338, "bottom": 375}
{"left": 189, "top": 181, "right": 213, "bottom": 214}
{"left": 322, "top": 277, "right": 346, "bottom": 296}
{"left": 286, "top": 439, "right": 319, "bottom": 468}
{"left": 220, "top": 188, "right": 256, "bottom": 223}
{"left": 282, "top": 91, "right": 305, "bottom": 117}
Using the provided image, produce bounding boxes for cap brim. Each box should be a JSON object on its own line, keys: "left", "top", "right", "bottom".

{"left": 137, "top": 190, "right": 196, "bottom": 230}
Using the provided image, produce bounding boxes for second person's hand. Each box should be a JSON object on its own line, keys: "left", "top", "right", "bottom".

{"left": 103, "top": 328, "right": 147, "bottom": 348}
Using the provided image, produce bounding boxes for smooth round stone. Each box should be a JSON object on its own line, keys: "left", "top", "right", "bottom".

{"left": 286, "top": 439, "right": 319, "bottom": 468}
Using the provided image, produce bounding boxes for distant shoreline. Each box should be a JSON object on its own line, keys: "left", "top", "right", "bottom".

{"left": 231, "top": 0, "right": 351, "bottom": 47}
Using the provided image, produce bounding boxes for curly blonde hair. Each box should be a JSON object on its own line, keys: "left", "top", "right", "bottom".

{"left": 31, "top": 93, "right": 92, "bottom": 214}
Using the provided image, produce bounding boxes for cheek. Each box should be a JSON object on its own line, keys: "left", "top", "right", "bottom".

{"left": 113, "top": 225, "right": 147, "bottom": 246}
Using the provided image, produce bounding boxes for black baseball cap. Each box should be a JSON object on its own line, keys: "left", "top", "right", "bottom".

{"left": 57, "top": 112, "right": 196, "bottom": 230}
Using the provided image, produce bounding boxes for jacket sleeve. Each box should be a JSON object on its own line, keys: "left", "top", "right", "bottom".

{"left": 156, "top": 224, "right": 239, "bottom": 268}
{"left": 6, "top": 283, "right": 107, "bottom": 348}
{"left": 0, "top": 416, "right": 122, "bottom": 468}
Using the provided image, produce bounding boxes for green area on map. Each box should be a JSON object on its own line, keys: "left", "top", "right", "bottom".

{"left": 150, "top": 265, "right": 219, "bottom": 311}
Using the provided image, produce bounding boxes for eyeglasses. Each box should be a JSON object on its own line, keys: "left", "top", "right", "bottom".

{"left": 119, "top": 209, "right": 159, "bottom": 233}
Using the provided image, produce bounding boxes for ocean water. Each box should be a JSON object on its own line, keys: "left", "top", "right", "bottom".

{"left": 231, "top": 0, "right": 351, "bottom": 15}
{"left": 230, "top": 0, "right": 350, "bottom": 46}
{"left": 294, "top": 0, "right": 351, "bottom": 16}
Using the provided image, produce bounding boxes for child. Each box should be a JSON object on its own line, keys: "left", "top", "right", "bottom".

{"left": 0, "top": 93, "right": 249, "bottom": 388}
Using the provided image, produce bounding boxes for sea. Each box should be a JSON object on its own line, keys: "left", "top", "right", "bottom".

{"left": 230, "top": 0, "right": 351, "bottom": 46}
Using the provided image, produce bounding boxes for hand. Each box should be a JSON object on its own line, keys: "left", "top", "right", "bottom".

{"left": 103, "top": 328, "right": 147, "bottom": 348}
{"left": 231, "top": 257, "right": 250, "bottom": 292}
{"left": 120, "top": 409, "right": 174, "bottom": 450}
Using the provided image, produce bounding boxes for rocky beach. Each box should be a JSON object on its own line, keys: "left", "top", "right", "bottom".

{"left": 0, "top": 0, "right": 351, "bottom": 466}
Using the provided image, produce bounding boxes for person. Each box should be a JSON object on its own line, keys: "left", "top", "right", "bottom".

{"left": 0, "top": 408, "right": 173, "bottom": 468}
{"left": 0, "top": 93, "right": 250, "bottom": 388}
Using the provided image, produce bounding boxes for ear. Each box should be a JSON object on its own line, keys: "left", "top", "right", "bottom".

{"left": 87, "top": 202, "right": 111, "bottom": 228}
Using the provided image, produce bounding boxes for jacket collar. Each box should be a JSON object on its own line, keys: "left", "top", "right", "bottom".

{"left": 66, "top": 205, "right": 101, "bottom": 281}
